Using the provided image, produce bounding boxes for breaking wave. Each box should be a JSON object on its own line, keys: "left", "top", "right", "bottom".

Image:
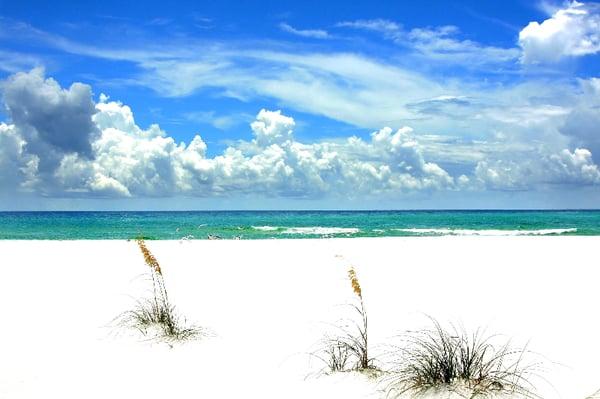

{"left": 281, "top": 227, "right": 361, "bottom": 235}
{"left": 393, "top": 228, "right": 577, "bottom": 236}
{"left": 251, "top": 225, "right": 280, "bottom": 231}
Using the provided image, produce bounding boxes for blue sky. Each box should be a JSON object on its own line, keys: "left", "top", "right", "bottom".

{"left": 1, "top": 0, "right": 600, "bottom": 209}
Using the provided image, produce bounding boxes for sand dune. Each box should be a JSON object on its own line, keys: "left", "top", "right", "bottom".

{"left": 0, "top": 237, "right": 598, "bottom": 398}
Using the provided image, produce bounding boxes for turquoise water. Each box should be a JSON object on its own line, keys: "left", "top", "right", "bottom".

{"left": 0, "top": 210, "right": 599, "bottom": 239}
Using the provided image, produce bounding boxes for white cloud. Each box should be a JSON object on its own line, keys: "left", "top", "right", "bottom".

{"left": 0, "top": 123, "right": 38, "bottom": 191}
{"left": 1, "top": 67, "right": 99, "bottom": 166}
{"left": 57, "top": 100, "right": 598, "bottom": 198}
{"left": 251, "top": 109, "right": 295, "bottom": 147}
{"left": 0, "top": 18, "right": 523, "bottom": 132}
{"left": 94, "top": 98, "right": 165, "bottom": 138}
{"left": 336, "top": 19, "right": 519, "bottom": 65}
{"left": 185, "top": 110, "right": 252, "bottom": 130}
{"left": 336, "top": 19, "right": 401, "bottom": 35}
{"left": 1, "top": 14, "right": 599, "bottom": 204}
{"left": 475, "top": 148, "right": 600, "bottom": 190}
{"left": 0, "top": 71, "right": 458, "bottom": 198}
{"left": 1, "top": 70, "right": 599, "bottom": 200}
{"left": 127, "top": 49, "right": 446, "bottom": 129}
{"left": 519, "top": 1, "right": 600, "bottom": 63}
{"left": 551, "top": 148, "right": 600, "bottom": 183}
{"left": 3, "top": 19, "right": 584, "bottom": 147}
{"left": 0, "top": 49, "right": 41, "bottom": 73}
{"left": 406, "top": 95, "right": 472, "bottom": 116}
{"left": 72, "top": 104, "right": 454, "bottom": 198}
{"left": 557, "top": 77, "right": 600, "bottom": 162}
{"left": 279, "top": 23, "right": 330, "bottom": 39}
{"left": 89, "top": 172, "right": 132, "bottom": 197}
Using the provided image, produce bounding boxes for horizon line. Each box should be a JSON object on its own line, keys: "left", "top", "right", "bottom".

{"left": 1, "top": 209, "right": 599, "bottom": 212}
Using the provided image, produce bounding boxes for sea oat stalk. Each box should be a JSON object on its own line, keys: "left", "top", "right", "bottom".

{"left": 136, "top": 238, "right": 169, "bottom": 305}
{"left": 347, "top": 266, "right": 371, "bottom": 370}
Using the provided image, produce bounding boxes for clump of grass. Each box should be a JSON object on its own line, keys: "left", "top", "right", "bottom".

{"left": 310, "top": 339, "right": 352, "bottom": 374}
{"left": 315, "top": 265, "right": 378, "bottom": 374}
{"left": 120, "top": 297, "right": 199, "bottom": 341}
{"left": 384, "top": 318, "right": 541, "bottom": 398}
{"left": 117, "top": 239, "right": 201, "bottom": 342}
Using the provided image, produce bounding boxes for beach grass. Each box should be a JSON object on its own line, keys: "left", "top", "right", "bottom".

{"left": 315, "top": 265, "right": 378, "bottom": 374}
{"left": 383, "top": 317, "right": 542, "bottom": 398}
{"left": 116, "top": 239, "right": 202, "bottom": 342}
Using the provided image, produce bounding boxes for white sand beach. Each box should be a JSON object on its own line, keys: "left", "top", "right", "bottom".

{"left": 0, "top": 237, "right": 599, "bottom": 399}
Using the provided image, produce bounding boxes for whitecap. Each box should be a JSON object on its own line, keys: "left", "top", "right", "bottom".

{"left": 252, "top": 226, "right": 279, "bottom": 231}
{"left": 282, "top": 227, "right": 360, "bottom": 235}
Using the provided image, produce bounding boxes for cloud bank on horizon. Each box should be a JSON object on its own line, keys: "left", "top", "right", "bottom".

{"left": 0, "top": 0, "right": 600, "bottom": 208}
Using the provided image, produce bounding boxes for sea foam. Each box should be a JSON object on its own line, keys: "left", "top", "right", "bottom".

{"left": 251, "top": 226, "right": 279, "bottom": 231}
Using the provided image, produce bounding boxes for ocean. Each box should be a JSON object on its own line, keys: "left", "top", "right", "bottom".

{"left": 0, "top": 210, "right": 599, "bottom": 239}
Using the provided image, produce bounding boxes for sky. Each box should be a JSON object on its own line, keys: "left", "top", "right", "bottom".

{"left": 1, "top": 0, "right": 600, "bottom": 210}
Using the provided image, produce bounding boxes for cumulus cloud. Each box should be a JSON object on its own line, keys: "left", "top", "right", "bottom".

{"left": 475, "top": 148, "right": 600, "bottom": 190}
{"left": 1, "top": 68, "right": 99, "bottom": 180}
{"left": 0, "top": 123, "right": 38, "bottom": 191}
{"left": 519, "top": 1, "right": 600, "bottom": 64}
{"left": 0, "top": 71, "right": 457, "bottom": 198}
{"left": 1, "top": 71, "right": 599, "bottom": 200}
{"left": 558, "top": 77, "right": 600, "bottom": 162}
{"left": 251, "top": 109, "right": 295, "bottom": 147}
{"left": 551, "top": 148, "right": 600, "bottom": 183}
{"left": 65, "top": 104, "right": 453, "bottom": 198}
{"left": 2, "top": 68, "right": 99, "bottom": 156}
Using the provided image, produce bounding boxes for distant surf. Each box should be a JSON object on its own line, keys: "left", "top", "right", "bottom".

{"left": 252, "top": 225, "right": 280, "bottom": 231}
{"left": 393, "top": 228, "right": 578, "bottom": 236}
{"left": 281, "top": 227, "right": 360, "bottom": 235}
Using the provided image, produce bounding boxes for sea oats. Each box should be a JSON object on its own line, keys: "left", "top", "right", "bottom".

{"left": 313, "top": 263, "right": 375, "bottom": 374}
{"left": 137, "top": 239, "right": 162, "bottom": 275}
{"left": 115, "top": 239, "right": 202, "bottom": 342}
{"left": 348, "top": 267, "right": 362, "bottom": 299}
